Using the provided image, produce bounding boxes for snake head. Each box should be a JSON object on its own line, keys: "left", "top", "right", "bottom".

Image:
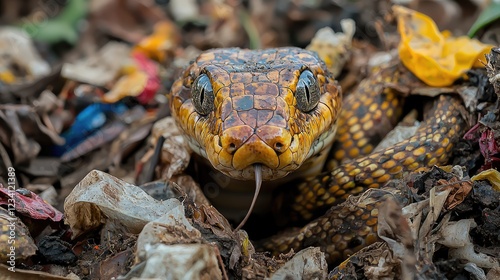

{"left": 169, "top": 47, "right": 342, "bottom": 181}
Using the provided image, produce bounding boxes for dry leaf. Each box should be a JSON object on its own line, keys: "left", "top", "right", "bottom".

{"left": 394, "top": 5, "right": 493, "bottom": 86}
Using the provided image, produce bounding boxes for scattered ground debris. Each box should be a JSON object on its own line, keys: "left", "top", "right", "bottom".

{"left": 0, "top": 1, "right": 500, "bottom": 279}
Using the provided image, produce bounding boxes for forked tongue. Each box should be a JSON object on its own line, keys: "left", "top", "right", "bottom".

{"left": 234, "top": 164, "right": 262, "bottom": 232}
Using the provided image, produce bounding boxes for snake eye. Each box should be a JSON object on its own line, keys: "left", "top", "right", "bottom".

{"left": 295, "top": 70, "right": 320, "bottom": 112}
{"left": 192, "top": 74, "right": 215, "bottom": 116}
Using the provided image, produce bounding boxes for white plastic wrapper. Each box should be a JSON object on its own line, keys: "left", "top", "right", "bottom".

{"left": 0, "top": 27, "right": 51, "bottom": 78}
{"left": 135, "top": 202, "right": 202, "bottom": 261}
{"left": 64, "top": 170, "right": 180, "bottom": 237}
{"left": 437, "top": 219, "right": 477, "bottom": 248}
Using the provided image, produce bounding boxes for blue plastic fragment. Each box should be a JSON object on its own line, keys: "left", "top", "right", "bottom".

{"left": 52, "top": 102, "right": 127, "bottom": 157}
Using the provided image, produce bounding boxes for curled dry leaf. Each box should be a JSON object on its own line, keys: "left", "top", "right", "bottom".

{"left": 332, "top": 194, "right": 418, "bottom": 279}
{"left": 33, "top": 90, "right": 63, "bottom": 115}
{"left": 99, "top": 248, "right": 134, "bottom": 280}
{"left": 413, "top": 187, "right": 450, "bottom": 258}
{"left": 240, "top": 251, "right": 287, "bottom": 280}
{"left": 135, "top": 178, "right": 253, "bottom": 278}
{"left": 149, "top": 117, "right": 191, "bottom": 180}
{"left": 452, "top": 246, "right": 500, "bottom": 269}
{"left": 401, "top": 167, "right": 500, "bottom": 270}
{"left": 170, "top": 175, "right": 211, "bottom": 207}
{"left": 457, "top": 86, "right": 481, "bottom": 112}
{"left": 437, "top": 177, "right": 473, "bottom": 210}
{"left": 485, "top": 47, "right": 500, "bottom": 95}
{"left": 336, "top": 166, "right": 498, "bottom": 278}
{"left": 230, "top": 230, "right": 254, "bottom": 270}
{"left": 64, "top": 169, "right": 180, "bottom": 237}
{"left": 463, "top": 116, "right": 500, "bottom": 171}
{"left": 102, "top": 71, "right": 148, "bottom": 102}
{"left": 410, "top": 86, "right": 457, "bottom": 97}
{"left": 306, "top": 19, "right": 355, "bottom": 77}
{"left": 376, "top": 197, "right": 417, "bottom": 278}
{"left": 330, "top": 242, "right": 403, "bottom": 280}
{"left": 0, "top": 105, "right": 64, "bottom": 164}
{"left": 189, "top": 203, "right": 250, "bottom": 276}
{"left": 190, "top": 204, "right": 235, "bottom": 240}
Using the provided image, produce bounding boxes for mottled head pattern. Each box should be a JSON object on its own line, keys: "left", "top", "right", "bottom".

{"left": 169, "top": 47, "right": 342, "bottom": 180}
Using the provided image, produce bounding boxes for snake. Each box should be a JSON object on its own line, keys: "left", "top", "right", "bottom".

{"left": 168, "top": 47, "right": 467, "bottom": 265}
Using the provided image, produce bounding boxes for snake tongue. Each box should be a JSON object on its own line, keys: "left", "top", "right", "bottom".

{"left": 234, "top": 164, "right": 262, "bottom": 232}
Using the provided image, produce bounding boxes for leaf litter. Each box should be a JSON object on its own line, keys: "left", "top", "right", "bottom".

{"left": 1, "top": 1, "right": 500, "bottom": 279}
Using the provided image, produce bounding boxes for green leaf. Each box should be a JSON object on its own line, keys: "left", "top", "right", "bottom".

{"left": 20, "top": 0, "right": 88, "bottom": 44}
{"left": 468, "top": 0, "right": 500, "bottom": 37}
{"left": 56, "top": 0, "right": 88, "bottom": 26}
{"left": 29, "top": 22, "right": 79, "bottom": 44}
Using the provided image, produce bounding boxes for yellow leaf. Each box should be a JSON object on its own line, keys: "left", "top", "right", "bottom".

{"left": 102, "top": 71, "right": 148, "bottom": 103}
{"left": 0, "top": 70, "right": 15, "bottom": 84}
{"left": 471, "top": 169, "right": 500, "bottom": 191}
{"left": 241, "top": 235, "right": 250, "bottom": 257}
{"left": 133, "top": 20, "right": 180, "bottom": 62}
{"left": 393, "top": 5, "right": 493, "bottom": 87}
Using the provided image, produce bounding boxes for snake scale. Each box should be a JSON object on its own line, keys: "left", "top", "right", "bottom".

{"left": 168, "top": 47, "right": 466, "bottom": 265}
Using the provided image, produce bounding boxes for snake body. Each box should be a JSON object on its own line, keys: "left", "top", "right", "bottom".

{"left": 169, "top": 47, "right": 466, "bottom": 265}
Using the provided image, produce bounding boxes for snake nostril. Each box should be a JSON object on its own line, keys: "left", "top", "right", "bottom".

{"left": 274, "top": 142, "right": 283, "bottom": 150}
{"left": 227, "top": 143, "right": 237, "bottom": 154}
{"left": 274, "top": 141, "right": 288, "bottom": 154}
